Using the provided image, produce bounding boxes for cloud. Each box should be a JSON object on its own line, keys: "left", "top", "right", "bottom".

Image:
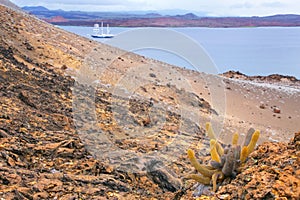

{"left": 230, "top": 2, "right": 254, "bottom": 9}
{"left": 12, "top": 0, "right": 125, "bottom": 6}
{"left": 56, "top": 0, "right": 124, "bottom": 5}
{"left": 11, "top": 0, "right": 149, "bottom": 11}
{"left": 261, "top": 1, "right": 285, "bottom": 8}
{"left": 10, "top": 0, "right": 146, "bottom": 8}
{"left": 9, "top": 0, "right": 300, "bottom": 16}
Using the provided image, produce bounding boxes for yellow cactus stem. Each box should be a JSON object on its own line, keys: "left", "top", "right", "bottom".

{"left": 212, "top": 171, "right": 224, "bottom": 192}
{"left": 247, "top": 130, "right": 260, "bottom": 154}
{"left": 210, "top": 139, "right": 221, "bottom": 163}
{"left": 211, "top": 139, "right": 224, "bottom": 156}
{"left": 232, "top": 132, "right": 239, "bottom": 146}
{"left": 186, "top": 174, "right": 211, "bottom": 185}
{"left": 205, "top": 122, "right": 216, "bottom": 140}
{"left": 187, "top": 149, "right": 218, "bottom": 177}
{"left": 205, "top": 123, "right": 224, "bottom": 155}
{"left": 240, "top": 146, "right": 248, "bottom": 163}
{"left": 216, "top": 142, "right": 224, "bottom": 156}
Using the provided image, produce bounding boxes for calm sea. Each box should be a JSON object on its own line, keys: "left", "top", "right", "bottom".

{"left": 60, "top": 26, "right": 300, "bottom": 79}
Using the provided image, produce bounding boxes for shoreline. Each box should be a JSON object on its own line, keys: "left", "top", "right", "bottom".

{"left": 53, "top": 24, "right": 300, "bottom": 28}
{"left": 58, "top": 25, "right": 300, "bottom": 80}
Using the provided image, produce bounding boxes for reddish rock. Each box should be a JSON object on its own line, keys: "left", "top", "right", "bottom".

{"left": 273, "top": 107, "right": 281, "bottom": 114}
{"left": 45, "top": 16, "right": 69, "bottom": 23}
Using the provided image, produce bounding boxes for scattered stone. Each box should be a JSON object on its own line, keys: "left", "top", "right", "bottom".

{"left": 149, "top": 73, "right": 157, "bottom": 78}
{"left": 0, "top": 129, "right": 9, "bottom": 138}
{"left": 61, "top": 64, "right": 67, "bottom": 70}
{"left": 259, "top": 104, "right": 266, "bottom": 109}
{"left": 18, "top": 91, "right": 37, "bottom": 108}
{"left": 146, "top": 160, "right": 182, "bottom": 192}
{"left": 273, "top": 107, "right": 281, "bottom": 114}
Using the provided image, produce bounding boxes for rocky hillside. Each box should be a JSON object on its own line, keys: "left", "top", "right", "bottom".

{"left": 222, "top": 71, "right": 300, "bottom": 85}
{"left": 0, "top": 2, "right": 215, "bottom": 199}
{"left": 0, "top": 1, "right": 299, "bottom": 199}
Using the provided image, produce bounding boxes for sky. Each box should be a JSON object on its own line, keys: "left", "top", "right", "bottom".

{"left": 9, "top": 0, "right": 300, "bottom": 16}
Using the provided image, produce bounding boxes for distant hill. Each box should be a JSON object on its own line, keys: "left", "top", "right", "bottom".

{"left": 22, "top": 6, "right": 300, "bottom": 27}
{"left": 22, "top": 6, "right": 49, "bottom": 11}
{"left": 22, "top": 6, "right": 163, "bottom": 20}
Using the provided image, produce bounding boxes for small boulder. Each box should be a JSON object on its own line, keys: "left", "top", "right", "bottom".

{"left": 273, "top": 107, "right": 281, "bottom": 114}
{"left": 259, "top": 104, "right": 266, "bottom": 109}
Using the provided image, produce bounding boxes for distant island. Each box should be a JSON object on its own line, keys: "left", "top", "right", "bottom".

{"left": 23, "top": 6, "right": 300, "bottom": 27}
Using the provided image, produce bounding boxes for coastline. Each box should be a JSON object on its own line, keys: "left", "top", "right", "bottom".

{"left": 59, "top": 25, "right": 300, "bottom": 80}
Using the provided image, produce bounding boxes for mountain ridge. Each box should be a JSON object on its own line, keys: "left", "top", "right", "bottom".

{"left": 22, "top": 6, "right": 300, "bottom": 27}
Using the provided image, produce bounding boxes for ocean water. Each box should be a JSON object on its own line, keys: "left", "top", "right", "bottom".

{"left": 60, "top": 26, "right": 300, "bottom": 79}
